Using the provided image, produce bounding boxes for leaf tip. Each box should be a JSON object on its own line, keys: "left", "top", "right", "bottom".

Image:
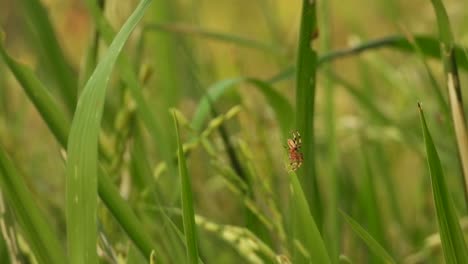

{"left": 417, "top": 101, "right": 423, "bottom": 112}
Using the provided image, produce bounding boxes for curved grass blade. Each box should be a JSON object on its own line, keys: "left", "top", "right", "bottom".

{"left": 318, "top": 35, "right": 468, "bottom": 70}
{"left": 65, "top": 1, "right": 151, "bottom": 263}
{"left": 429, "top": 0, "right": 468, "bottom": 207}
{"left": 0, "top": 145, "right": 65, "bottom": 264}
{"left": 173, "top": 111, "right": 200, "bottom": 264}
{"left": 191, "top": 77, "right": 293, "bottom": 138}
{"left": 1, "top": 16, "right": 156, "bottom": 260}
{"left": 84, "top": 0, "right": 175, "bottom": 179}
{"left": 0, "top": 36, "right": 69, "bottom": 147}
{"left": 340, "top": 210, "right": 396, "bottom": 264}
{"left": 418, "top": 103, "right": 468, "bottom": 263}
{"left": 269, "top": 34, "right": 468, "bottom": 84}
{"left": 289, "top": 171, "right": 331, "bottom": 264}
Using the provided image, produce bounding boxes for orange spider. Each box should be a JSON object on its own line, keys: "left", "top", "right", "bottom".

{"left": 287, "top": 131, "right": 303, "bottom": 171}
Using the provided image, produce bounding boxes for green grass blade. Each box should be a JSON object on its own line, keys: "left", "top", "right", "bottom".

{"left": 18, "top": 0, "right": 77, "bottom": 112}
{"left": 191, "top": 77, "right": 293, "bottom": 137}
{"left": 290, "top": 171, "right": 331, "bottom": 264}
{"left": 97, "top": 167, "right": 156, "bottom": 256}
{"left": 428, "top": 0, "right": 453, "bottom": 46}
{"left": 0, "top": 145, "right": 66, "bottom": 264}
{"left": 429, "top": 0, "right": 468, "bottom": 206}
{"left": 173, "top": 111, "right": 200, "bottom": 264}
{"left": 1, "top": 29, "right": 156, "bottom": 258}
{"left": 65, "top": 1, "right": 150, "bottom": 263}
{"left": 269, "top": 35, "right": 468, "bottom": 85}
{"left": 84, "top": 0, "right": 175, "bottom": 179}
{"left": 160, "top": 212, "right": 205, "bottom": 264}
{"left": 418, "top": 103, "right": 468, "bottom": 263}
{"left": 318, "top": 35, "right": 468, "bottom": 70}
{"left": 295, "top": 0, "right": 322, "bottom": 228}
{"left": 340, "top": 210, "right": 396, "bottom": 264}
{"left": 0, "top": 36, "right": 69, "bottom": 147}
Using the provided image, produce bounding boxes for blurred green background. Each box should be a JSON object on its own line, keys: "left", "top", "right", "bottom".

{"left": 0, "top": 0, "right": 467, "bottom": 263}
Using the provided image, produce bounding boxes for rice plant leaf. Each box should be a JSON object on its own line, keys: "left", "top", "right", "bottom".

{"left": 1, "top": 12, "right": 156, "bottom": 260}
{"left": 340, "top": 210, "right": 396, "bottom": 264}
{"left": 191, "top": 77, "right": 293, "bottom": 137}
{"left": 161, "top": 212, "right": 205, "bottom": 264}
{"left": 0, "top": 37, "right": 69, "bottom": 147}
{"left": 340, "top": 210, "right": 396, "bottom": 263}
{"left": 418, "top": 103, "right": 468, "bottom": 263}
{"left": 269, "top": 35, "right": 468, "bottom": 85}
{"left": 173, "top": 111, "right": 200, "bottom": 264}
{"left": 0, "top": 31, "right": 156, "bottom": 260}
{"left": 290, "top": 171, "right": 331, "bottom": 264}
{"left": 0, "top": 145, "right": 66, "bottom": 264}
{"left": 17, "top": 0, "right": 77, "bottom": 112}
{"left": 428, "top": 0, "right": 468, "bottom": 206}
{"left": 84, "top": 0, "right": 175, "bottom": 178}
{"left": 295, "top": 0, "right": 322, "bottom": 229}
{"left": 65, "top": 1, "right": 150, "bottom": 263}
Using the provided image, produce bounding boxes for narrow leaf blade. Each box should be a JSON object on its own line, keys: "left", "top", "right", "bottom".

{"left": 0, "top": 146, "right": 66, "bottom": 264}
{"left": 418, "top": 103, "right": 468, "bottom": 263}
{"left": 65, "top": 1, "right": 151, "bottom": 263}
{"left": 173, "top": 111, "right": 200, "bottom": 264}
{"left": 290, "top": 171, "right": 331, "bottom": 264}
{"left": 340, "top": 210, "right": 396, "bottom": 264}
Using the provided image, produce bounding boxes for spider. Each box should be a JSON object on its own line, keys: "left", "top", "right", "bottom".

{"left": 287, "top": 131, "right": 303, "bottom": 171}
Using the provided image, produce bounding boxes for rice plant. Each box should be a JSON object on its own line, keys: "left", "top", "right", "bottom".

{"left": 0, "top": 0, "right": 467, "bottom": 263}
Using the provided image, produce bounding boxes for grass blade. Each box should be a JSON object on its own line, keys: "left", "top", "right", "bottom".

{"left": 1, "top": 28, "right": 156, "bottom": 258}
{"left": 429, "top": 0, "right": 468, "bottom": 206}
{"left": 173, "top": 111, "right": 200, "bottom": 264}
{"left": 0, "top": 35, "right": 69, "bottom": 147}
{"left": 295, "top": 0, "right": 322, "bottom": 228}
{"left": 0, "top": 145, "right": 65, "bottom": 264}
{"left": 290, "top": 171, "right": 330, "bottom": 264}
{"left": 65, "top": 1, "right": 150, "bottom": 263}
{"left": 418, "top": 103, "right": 468, "bottom": 263}
{"left": 84, "top": 0, "right": 175, "bottom": 179}
{"left": 269, "top": 34, "right": 468, "bottom": 85}
{"left": 318, "top": 35, "right": 468, "bottom": 70}
{"left": 340, "top": 210, "right": 396, "bottom": 264}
